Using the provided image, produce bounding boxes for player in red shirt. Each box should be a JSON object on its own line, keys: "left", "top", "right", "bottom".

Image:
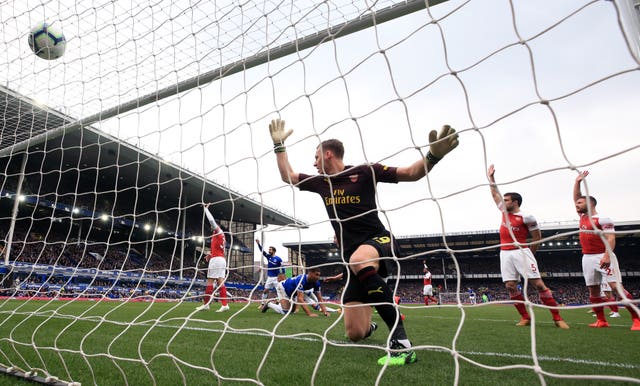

{"left": 268, "top": 118, "right": 459, "bottom": 366}
{"left": 422, "top": 265, "right": 438, "bottom": 306}
{"left": 573, "top": 171, "right": 639, "bottom": 330}
{"left": 488, "top": 165, "right": 569, "bottom": 329}
{"left": 196, "top": 204, "right": 229, "bottom": 313}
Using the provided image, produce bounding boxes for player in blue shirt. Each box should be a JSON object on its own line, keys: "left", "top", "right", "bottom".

{"left": 302, "top": 281, "right": 340, "bottom": 314}
{"left": 256, "top": 239, "right": 286, "bottom": 306}
{"left": 261, "top": 268, "right": 327, "bottom": 317}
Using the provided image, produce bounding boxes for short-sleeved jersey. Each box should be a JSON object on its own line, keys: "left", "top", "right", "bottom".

{"left": 280, "top": 274, "right": 319, "bottom": 297}
{"left": 298, "top": 163, "right": 398, "bottom": 254}
{"left": 303, "top": 280, "right": 321, "bottom": 295}
{"left": 423, "top": 271, "right": 432, "bottom": 285}
{"left": 210, "top": 231, "right": 225, "bottom": 258}
{"left": 257, "top": 246, "right": 283, "bottom": 278}
{"left": 579, "top": 213, "right": 614, "bottom": 254}
{"left": 497, "top": 203, "right": 538, "bottom": 250}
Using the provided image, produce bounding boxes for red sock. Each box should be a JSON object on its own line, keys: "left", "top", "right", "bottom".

{"left": 424, "top": 296, "right": 429, "bottom": 306}
{"left": 204, "top": 284, "right": 214, "bottom": 305}
{"left": 590, "top": 296, "right": 607, "bottom": 322}
{"left": 511, "top": 293, "right": 530, "bottom": 320}
{"left": 539, "top": 289, "right": 562, "bottom": 321}
{"left": 220, "top": 285, "right": 228, "bottom": 306}
{"left": 607, "top": 296, "right": 619, "bottom": 313}
{"left": 622, "top": 290, "right": 639, "bottom": 320}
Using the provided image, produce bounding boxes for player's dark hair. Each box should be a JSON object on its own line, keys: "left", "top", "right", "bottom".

{"left": 319, "top": 139, "right": 344, "bottom": 160}
{"left": 504, "top": 192, "right": 522, "bottom": 206}
{"left": 268, "top": 246, "right": 276, "bottom": 252}
{"left": 579, "top": 195, "right": 597, "bottom": 206}
{"left": 308, "top": 267, "right": 321, "bottom": 273}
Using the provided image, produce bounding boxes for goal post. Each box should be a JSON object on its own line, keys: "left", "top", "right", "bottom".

{"left": 615, "top": 0, "right": 640, "bottom": 61}
{"left": 0, "top": 0, "right": 450, "bottom": 159}
{"left": 439, "top": 291, "right": 472, "bottom": 305}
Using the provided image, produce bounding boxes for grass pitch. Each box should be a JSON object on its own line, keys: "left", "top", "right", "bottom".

{"left": 0, "top": 299, "right": 638, "bottom": 385}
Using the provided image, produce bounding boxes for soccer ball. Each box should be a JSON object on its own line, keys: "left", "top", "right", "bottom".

{"left": 28, "top": 22, "right": 66, "bottom": 60}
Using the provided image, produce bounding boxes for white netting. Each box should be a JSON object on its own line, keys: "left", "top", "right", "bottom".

{"left": 1, "top": 0, "right": 639, "bottom": 384}
{"left": 439, "top": 292, "right": 472, "bottom": 305}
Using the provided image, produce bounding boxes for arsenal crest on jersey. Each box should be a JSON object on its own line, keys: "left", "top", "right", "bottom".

{"left": 349, "top": 174, "right": 358, "bottom": 183}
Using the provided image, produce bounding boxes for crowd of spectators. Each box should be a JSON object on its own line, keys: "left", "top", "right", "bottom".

{"left": 2, "top": 226, "right": 639, "bottom": 306}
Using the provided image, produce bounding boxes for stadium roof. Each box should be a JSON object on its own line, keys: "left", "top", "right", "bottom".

{"left": 0, "top": 85, "right": 305, "bottom": 230}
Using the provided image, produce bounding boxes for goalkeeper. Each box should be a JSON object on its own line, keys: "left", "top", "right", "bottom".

{"left": 267, "top": 118, "right": 459, "bottom": 366}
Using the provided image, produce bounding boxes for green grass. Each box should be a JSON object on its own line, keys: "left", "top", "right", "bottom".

{"left": 0, "top": 300, "right": 638, "bottom": 385}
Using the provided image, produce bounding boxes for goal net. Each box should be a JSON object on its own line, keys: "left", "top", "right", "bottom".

{"left": 439, "top": 292, "right": 473, "bottom": 305}
{"left": 1, "top": 0, "right": 639, "bottom": 384}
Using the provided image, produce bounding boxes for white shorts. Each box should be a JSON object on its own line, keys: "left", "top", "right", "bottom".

{"left": 304, "top": 291, "right": 319, "bottom": 304}
{"left": 264, "top": 276, "right": 279, "bottom": 290}
{"left": 582, "top": 253, "right": 621, "bottom": 287}
{"left": 206, "top": 256, "right": 226, "bottom": 279}
{"left": 275, "top": 282, "right": 291, "bottom": 302}
{"left": 500, "top": 248, "right": 541, "bottom": 282}
{"left": 423, "top": 285, "right": 433, "bottom": 296}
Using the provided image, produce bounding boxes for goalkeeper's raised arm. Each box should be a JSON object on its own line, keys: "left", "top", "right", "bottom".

{"left": 269, "top": 119, "right": 299, "bottom": 184}
{"left": 268, "top": 119, "right": 459, "bottom": 184}
{"left": 395, "top": 124, "right": 459, "bottom": 181}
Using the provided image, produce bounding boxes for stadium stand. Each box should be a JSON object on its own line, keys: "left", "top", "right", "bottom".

{"left": 284, "top": 223, "right": 640, "bottom": 304}
{"left": 1, "top": 84, "right": 638, "bottom": 306}
{"left": 0, "top": 84, "right": 306, "bottom": 300}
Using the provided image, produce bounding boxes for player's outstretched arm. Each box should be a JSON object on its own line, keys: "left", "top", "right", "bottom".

{"left": 297, "top": 291, "right": 317, "bottom": 317}
{"left": 573, "top": 170, "right": 588, "bottom": 202}
{"left": 255, "top": 239, "right": 269, "bottom": 261}
{"left": 323, "top": 272, "right": 343, "bottom": 283}
{"left": 316, "top": 290, "right": 329, "bottom": 316}
{"left": 396, "top": 124, "right": 459, "bottom": 181}
{"left": 487, "top": 164, "right": 502, "bottom": 205}
{"left": 269, "top": 119, "right": 300, "bottom": 185}
{"left": 203, "top": 203, "right": 219, "bottom": 231}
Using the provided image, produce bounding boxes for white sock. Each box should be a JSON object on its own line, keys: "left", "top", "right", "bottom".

{"left": 397, "top": 339, "right": 411, "bottom": 348}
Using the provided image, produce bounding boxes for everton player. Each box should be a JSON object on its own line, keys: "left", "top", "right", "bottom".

{"left": 255, "top": 240, "right": 285, "bottom": 307}
{"left": 261, "top": 268, "right": 327, "bottom": 317}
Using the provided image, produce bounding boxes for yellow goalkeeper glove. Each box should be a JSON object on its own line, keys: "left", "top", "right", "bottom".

{"left": 269, "top": 119, "right": 293, "bottom": 145}
{"left": 427, "top": 124, "right": 459, "bottom": 164}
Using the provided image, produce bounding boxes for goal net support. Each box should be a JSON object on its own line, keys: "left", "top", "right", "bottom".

{"left": 1, "top": 0, "right": 639, "bottom": 385}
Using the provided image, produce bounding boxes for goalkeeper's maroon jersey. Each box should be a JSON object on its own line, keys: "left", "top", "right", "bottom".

{"left": 298, "top": 163, "right": 398, "bottom": 255}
